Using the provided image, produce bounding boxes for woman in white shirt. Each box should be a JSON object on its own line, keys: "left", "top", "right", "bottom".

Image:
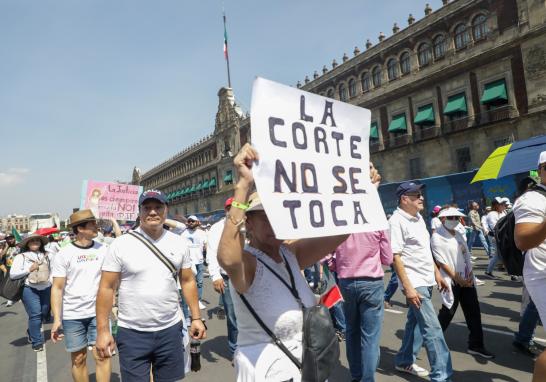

{"left": 10, "top": 234, "right": 52, "bottom": 352}
{"left": 485, "top": 198, "right": 507, "bottom": 277}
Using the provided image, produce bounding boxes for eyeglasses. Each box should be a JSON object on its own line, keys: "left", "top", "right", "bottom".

{"left": 405, "top": 193, "right": 424, "bottom": 199}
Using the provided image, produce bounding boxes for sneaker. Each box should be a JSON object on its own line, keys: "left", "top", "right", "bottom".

{"left": 484, "top": 272, "right": 495, "bottom": 278}
{"left": 471, "top": 256, "right": 478, "bottom": 261}
{"left": 468, "top": 347, "right": 495, "bottom": 359}
{"left": 513, "top": 341, "right": 542, "bottom": 357}
{"left": 198, "top": 300, "right": 206, "bottom": 310}
{"left": 511, "top": 275, "right": 520, "bottom": 281}
{"left": 395, "top": 363, "right": 430, "bottom": 377}
{"left": 384, "top": 301, "right": 393, "bottom": 309}
{"left": 5, "top": 300, "right": 14, "bottom": 307}
{"left": 474, "top": 277, "right": 485, "bottom": 286}
{"left": 32, "top": 344, "right": 44, "bottom": 352}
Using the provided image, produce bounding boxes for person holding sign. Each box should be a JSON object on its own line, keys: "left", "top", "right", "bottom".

{"left": 218, "top": 143, "right": 381, "bottom": 381}
{"left": 390, "top": 182, "right": 452, "bottom": 381}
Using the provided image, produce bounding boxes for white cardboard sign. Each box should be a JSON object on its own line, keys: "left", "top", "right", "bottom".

{"left": 250, "top": 77, "right": 388, "bottom": 240}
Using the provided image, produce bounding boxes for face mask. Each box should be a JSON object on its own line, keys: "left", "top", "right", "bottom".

{"left": 443, "top": 219, "right": 459, "bottom": 230}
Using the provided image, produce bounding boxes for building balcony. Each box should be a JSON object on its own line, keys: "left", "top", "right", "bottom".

{"left": 442, "top": 116, "right": 474, "bottom": 134}
{"left": 413, "top": 125, "right": 440, "bottom": 142}
{"left": 479, "top": 105, "right": 517, "bottom": 124}
{"left": 386, "top": 133, "right": 411, "bottom": 148}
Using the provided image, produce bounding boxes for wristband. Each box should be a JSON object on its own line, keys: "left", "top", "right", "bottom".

{"left": 231, "top": 201, "right": 250, "bottom": 211}
{"left": 191, "top": 318, "right": 203, "bottom": 321}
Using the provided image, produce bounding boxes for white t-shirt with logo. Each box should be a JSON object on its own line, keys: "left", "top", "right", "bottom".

{"left": 514, "top": 186, "right": 546, "bottom": 284}
{"left": 102, "top": 228, "right": 192, "bottom": 331}
{"left": 51, "top": 241, "right": 107, "bottom": 320}
{"left": 389, "top": 207, "right": 436, "bottom": 289}
{"left": 182, "top": 228, "right": 207, "bottom": 265}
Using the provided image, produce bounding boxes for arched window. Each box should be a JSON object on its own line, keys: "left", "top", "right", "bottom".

{"left": 454, "top": 23, "right": 470, "bottom": 49}
{"left": 418, "top": 43, "right": 432, "bottom": 67}
{"left": 433, "top": 35, "right": 446, "bottom": 59}
{"left": 339, "top": 84, "right": 347, "bottom": 101}
{"left": 387, "top": 59, "right": 398, "bottom": 81}
{"left": 372, "top": 66, "right": 382, "bottom": 87}
{"left": 327, "top": 89, "right": 334, "bottom": 98}
{"left": 348, "top": 79, "right": 357, "bottom": 97}
{"left": 472, "top": 14, "right": 487, "bottom": 41}
{"left": 400, "top": 52, "right": 411, "bottom": 75}
{"left": 361, "top": 73, "right": 370, "bottom": 92}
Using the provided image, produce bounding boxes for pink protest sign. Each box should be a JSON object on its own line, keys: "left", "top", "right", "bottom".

{"left": 80, "top": 180, "right": 143, "bottom": 221}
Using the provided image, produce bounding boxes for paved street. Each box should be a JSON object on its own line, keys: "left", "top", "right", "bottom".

{"left": 0, "top": 251, "right": 538, "bottom": 381}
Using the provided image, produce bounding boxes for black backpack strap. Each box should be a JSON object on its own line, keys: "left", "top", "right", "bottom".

{"left": 238, "top": 293, "right": 302, "bottom": 370}
{"left": 129, "top": 231, "right": 178, "bottom": 281}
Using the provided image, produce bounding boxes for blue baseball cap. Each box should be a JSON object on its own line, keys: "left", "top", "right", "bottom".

{"left": 139, "top": 189, "right": 168, "bottom": 206}
{"left": 396, "top": 181, "right": 426, "bottom": 199}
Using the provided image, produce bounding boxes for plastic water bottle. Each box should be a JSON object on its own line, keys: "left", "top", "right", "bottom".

{"left": 190, "top": 339, "right": 201, "bottom": 372}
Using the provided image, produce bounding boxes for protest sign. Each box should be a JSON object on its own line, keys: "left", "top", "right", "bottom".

{"left": 250, "top": 77, "right": 388, "bottom": 240}
{"left": 80, "top": 180, "right": 142, "bottom": 221}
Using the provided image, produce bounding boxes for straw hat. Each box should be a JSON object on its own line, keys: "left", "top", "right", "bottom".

{"left": 20, "top": 234, "right": 48, "bottom": 250}
{"left": 69, "top": 209, "right": 97, "bottom": 227}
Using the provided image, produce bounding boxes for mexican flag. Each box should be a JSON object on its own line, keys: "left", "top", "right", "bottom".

{"left": 11, "top": 227, "right": 22, "bottom": 243}
{"left": 223, "top": 14, "right": 229, "bottom": 59}
{"left": 319, "top": 264, "right": 343, "bottom": 309}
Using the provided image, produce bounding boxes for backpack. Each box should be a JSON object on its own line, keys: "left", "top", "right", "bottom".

{"left": 495, "top": 186, "right": 546, "bottom": 276}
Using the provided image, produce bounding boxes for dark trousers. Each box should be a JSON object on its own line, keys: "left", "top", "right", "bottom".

{"left": 438, "top": 284, "right": 484, "bottom": 349}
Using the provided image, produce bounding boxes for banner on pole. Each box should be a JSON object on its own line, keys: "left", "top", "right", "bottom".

{"left": 250, "top": 77, "right": 388, "bottom": 240}
{"left": 80, "top": 180, "right": 142, "bottom": 221}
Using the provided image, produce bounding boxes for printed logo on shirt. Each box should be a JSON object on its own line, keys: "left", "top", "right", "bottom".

{"left": 76, "top": 253, "right": 99, "bottom": 263}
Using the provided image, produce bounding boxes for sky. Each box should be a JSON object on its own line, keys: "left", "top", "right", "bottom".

{"left": 0, "top": 0, "right": 444, "bottom": 219}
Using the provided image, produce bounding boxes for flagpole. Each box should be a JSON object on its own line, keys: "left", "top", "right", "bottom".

{"left": 223, "top": 11, "right": 232, "bottom": 88}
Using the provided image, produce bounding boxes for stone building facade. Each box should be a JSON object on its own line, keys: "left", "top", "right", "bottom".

{"left": 133, "top": 0, "right": 546, "bottom": 216}
{"left": 1, "top": 215, "right": 30, "bottom": 233}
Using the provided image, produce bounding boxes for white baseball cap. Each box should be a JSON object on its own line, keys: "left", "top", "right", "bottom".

{"left": 538, "top": 151, "right": 546, "bottom": 166}
{"left": 438, "top": 207, "right": 466, "bottom": 218}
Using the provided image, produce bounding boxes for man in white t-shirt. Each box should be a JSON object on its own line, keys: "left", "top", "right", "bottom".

{"left": 432, "top": 207, "right": 494, "bottom": 360}
{"left": 95, "top": 190, "right": 206, "bottom": 382}
{"left": 207, "top": 197, "right": 238, "bottom": 358}
{"left": 390, "top": 182, "right": 452, "bottom": 381}
{"left": 484, "top": 197, "right": 507, "bottom": 277}
{"left": 182, "top": 215, "right": 207, "bottom": 309}
{"left": 50, "top": 209, "right": 111, "bottom": 382}
{"left": 514, "top": 151, "right": 546, "bottom": 381}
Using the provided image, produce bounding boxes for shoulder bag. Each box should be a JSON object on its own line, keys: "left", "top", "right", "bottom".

{"left": 239, "top": 253, "right": 339, "bottom": 382}
{"left": 128, "top": 231, "right": 178, "bottom": 281}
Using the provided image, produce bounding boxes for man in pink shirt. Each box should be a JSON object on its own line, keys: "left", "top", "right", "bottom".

{"left": 334, "top": 230, "right": 393, "bottom": 382}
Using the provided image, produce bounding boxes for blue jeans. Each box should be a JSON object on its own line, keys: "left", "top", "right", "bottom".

{"left": 339, "top": 278, "right": 384, "bottom": 382}
{"left": 63, "top": 317, "right": 97, "bottom": 352}
{"left": 384, "top": 265, "right": 398, "bottom": 303}
{"left": 514, "top": 299, "right": 539, "bottom": 345}
{"left": 195, "top": 263, "right": 205, "bottom": 300}
{"left": 395, "top": 286, "right": 452, "bottom": 382}
{"left": 468, "top": 229, "right": 490, "bottom": 256}
{"left": 21, "top": 285, "right": 51, "bottom": 346}
{"left": 486, "top": 238, "right": 499, "bottom": 274}
{"left": 330, "top": 301, "right": 346, "bottom": 333}
{"left": 221, "top": 276, "right": 238, "bottom": 357}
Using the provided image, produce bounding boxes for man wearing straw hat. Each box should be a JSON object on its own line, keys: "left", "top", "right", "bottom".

{"left": 50, "top": 209, "right": 111, "bottom": 382}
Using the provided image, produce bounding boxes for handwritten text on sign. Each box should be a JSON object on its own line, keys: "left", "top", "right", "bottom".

{"left": 250, "top": 78, "right": 388, "bottom": 239}
{"left": 80, "top": 180, "right": 143, "bottom": 221}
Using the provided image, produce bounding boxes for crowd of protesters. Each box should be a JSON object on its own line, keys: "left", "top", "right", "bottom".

{"left": 1, "top": 144, "right": 546, "bottom": 382}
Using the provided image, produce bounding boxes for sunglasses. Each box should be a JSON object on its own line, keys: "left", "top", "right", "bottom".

{"left": 445, "top": 216, "right": 459, "bottom": 220}
{"left": 187, "top": 220, "right": 196, "bottom": 223}
{"left": 405, "top": 193, "right": 424, "bottom": 198}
